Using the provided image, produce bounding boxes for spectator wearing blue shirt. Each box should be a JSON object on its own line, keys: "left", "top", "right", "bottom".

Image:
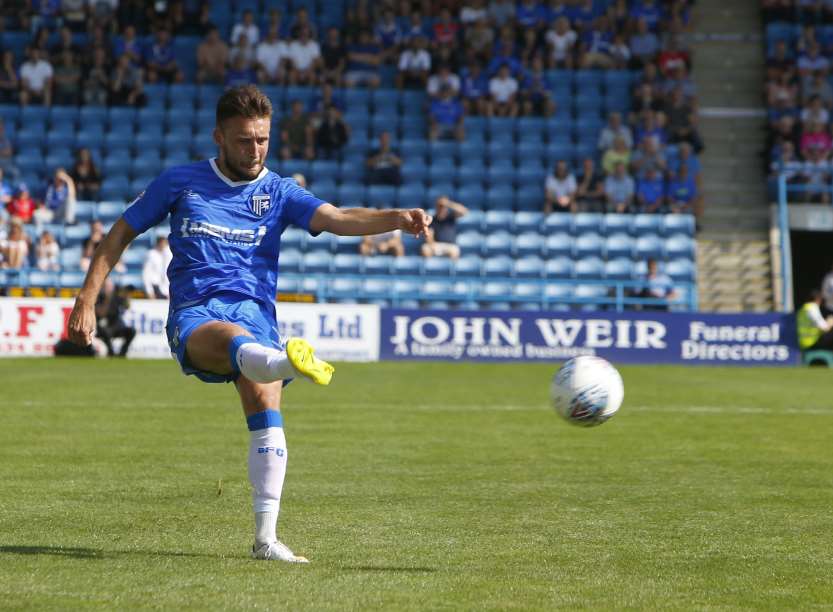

{"left": 547, "top": 0, "right": 571, "bottom": 24}
{"left": 42, "top": 168, "right": 76, "bottom": 225}
{"left": 636, "top": 167, "right": 666, "bottom": 213}
{"left": 630, "top": 0, "right": 662, "bottom": 32}
{"left": 344, "top": 30, "right": 382, "bottom": 89}
{"left": 461, "top": 62, "right": 491, "bottom": 116}
{"left": 667, "top": 164, "right": 697, "bottom": 214}
{"left": 429, "top": 85, "right": 465, "bottom": 142}
{"left": 375, "top": 9, "right": 402, "bottom": 63}
{"left": 309, "top": 82, "right": 346, "bottom": 117}
{"left": 487, "top": 45, "right": 522, "bottom": 78}
{"left": 579, "top": 15, "right": 614, "bottom": 69}
{"left": 635, "top": 110, "right": 667, "bottom": 146}
{"left": 569, "top": 0, "right": 599, "bottom": 30}
{"left": 516, "top": 0, "right": 547, "bottom": 31}
{"left": 629, "top": 18, "right": 659, "bottom": 68}
{"left": 113, "top": 25, "right": 143, "bottom": 68}
{"left": 0, "top": 167, "right": 12, "bottom": 209}
{"left": 520, "top": 55, "right": 556, "bottom": 116}
{"left": 145, "top": 28, "right": 183, "bottom": 83}
{"left": 633, "top": 259, "right": 678, "bottom": 311}
{"left": 226, "top": 54, "right": 257, "bottom": 89}
{"left": 604, "top": 162, "right": 636, "bottom": 213}
{"left": 401, "top": 11, "right": 429, "bottom": 42}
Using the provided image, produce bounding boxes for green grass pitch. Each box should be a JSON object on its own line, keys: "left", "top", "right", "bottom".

{"left": 1, "top": 358, "right": 832, "bottom": 610}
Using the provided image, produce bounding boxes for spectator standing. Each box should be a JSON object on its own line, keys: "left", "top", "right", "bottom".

{"left": 287, "top": 27, "right": 321, "bottom": 86}
{"left": 320, "top": 27, "right": 346, "bottom": 87}
{"left": 315, "top": 105, "right": 350, "bottom": 159}
{"left": 0, "top": 50, "right": 19, "bottom": 103}
{"left": 8, "top": 184, "right": 36, "bottom": 223}
{"left": 636, "top": 167, "right": 666, "bottom": 213}
{"left": 197, "top": 26, "right": 229, "bottom": 84}
{"left": 576, "top": 158, "right": 605, "bottom": 212}
{"left": 279, "top": 100, "right": 315, "bottom": 160}
{"left": 429, "top": 84, "right": 465, "bottom": 141}
{"left": 365, "top": 131, "right": 402, "bottom": 186}
{"left": 36, "top": 229, "right": 60, "bottom": 271}
{"left": 604, "top": 162, "right": 636, "bottom": 213}
{"left": 489, "top": 64, "right": 519, "bottom": 117}
{"left": 396, "top": 35, "right": 431, "bottom": 90}
{"left": 421, "top": 196, "right": 468, "bottom": 260}
{"left": 344, "top": 30, "right": 382, "bottom": 88}
{"left": 19, "top": 47, "right": 53, "bottom": 106}
{"left": 110, "top": 54, "right": 146, "bottom": 107}
{"left": 255, "top": 26, "right": 288, "bottom": 85}
{"left": 544, "top": 161, "right": 578, "bottom": 213}
{"left": 142, "top": 236, "right": 172, "bottom": 299}
{"left": 71, "top": 148, "right": 101, "bottom": 201}
{"left": 359, "top": 230, "right": 405, "bottom": 257}
{"left": 0, "top": 221, "right": 29, "bottom": 270}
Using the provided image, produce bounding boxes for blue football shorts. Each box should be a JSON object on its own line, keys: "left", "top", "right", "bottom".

{"left": 165, "top": 292, "right": 285, "bottom": 384}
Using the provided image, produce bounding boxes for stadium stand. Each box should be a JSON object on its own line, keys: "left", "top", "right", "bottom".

{"left": 0, "top": 0, "right": 699, "bottom": 311}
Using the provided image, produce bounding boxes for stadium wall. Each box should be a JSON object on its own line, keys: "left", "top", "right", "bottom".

{"left": 0, "top": 298, "right": 799, "bottom": 366}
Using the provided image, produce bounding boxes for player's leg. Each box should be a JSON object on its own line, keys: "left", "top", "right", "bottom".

{"left": 237, "top": 377, "right": 308, "bottom": 563}
{"left": 185, "top": 321, "right": 334, "bottom": 385}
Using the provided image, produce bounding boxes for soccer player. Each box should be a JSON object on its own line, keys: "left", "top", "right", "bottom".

{"left": 66, "top": 85, "right": 431, "bottom": 563}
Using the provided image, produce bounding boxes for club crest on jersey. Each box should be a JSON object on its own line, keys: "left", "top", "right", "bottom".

{"left": 250, "top": 194, "right": 271, "bottom": 217}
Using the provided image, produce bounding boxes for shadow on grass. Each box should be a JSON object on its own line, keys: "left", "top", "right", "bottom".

{"left": 338, "top": 565, "right": 437, "bottom": 573}
{"left": 0, "top": 545, "right": 217, "bottom": 560}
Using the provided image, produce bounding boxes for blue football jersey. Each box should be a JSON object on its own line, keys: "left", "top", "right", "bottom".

{"left": 122, "top": 159, "right": 325, "bottom": 311}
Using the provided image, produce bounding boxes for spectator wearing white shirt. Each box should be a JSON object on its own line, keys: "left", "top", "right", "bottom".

{"left": 287, "top": 27, "right": 321, "bottom": 86}
{"left": 545, "top": 17, "right": 577, "bottom": 69}
{"left": 460, "top": 0, "right": 488, "bottom": 24}
{"left": 142, "top": 236, "right": 173, "bottom": 299}
{"left": 231, "top": 10, "right": 260, "bottom": 48}
{"left": 489, "top": 64, "right": 519, "bottom": 117}
{"left": 256, "top": 25, "right": 289, "bottom": 84}
{"left": 396, "top": 36, "right": 431, "bottom": 90}
{"left": 426, "top": 64, "right": 460, "bottom": 99}
{"left": 801, "top": 94, "right": 829, "bottom": 127}
{"left": 19, "top": 47, "right": 53, "bottom": 107}
{"left": 544, "top": 160, "right": 578, "bottom": 213}
{"left": 598, "top": 112, "right": 633, "bottom": 151}
{"left": 36, "top": 230, "right": 60, "bottom": 271}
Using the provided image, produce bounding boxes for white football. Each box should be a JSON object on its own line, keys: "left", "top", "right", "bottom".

{"left": 551, "top": 356, "right": 624, "bottom": 426}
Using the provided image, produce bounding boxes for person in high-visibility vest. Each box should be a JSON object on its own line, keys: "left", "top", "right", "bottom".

{"left": 796, "top": 290, "right": 833, "bottom": 351}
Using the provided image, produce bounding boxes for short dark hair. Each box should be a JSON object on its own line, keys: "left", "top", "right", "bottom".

{"left": 216, "top": 85, "right": 273, "bottom": 126}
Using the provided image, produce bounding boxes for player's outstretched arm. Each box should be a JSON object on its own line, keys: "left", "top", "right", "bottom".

{"left": 67, "top": 218, "right": 138, "bottom": 346}
{"left": 310, "top": 203, "right": 432, "bottom": 238}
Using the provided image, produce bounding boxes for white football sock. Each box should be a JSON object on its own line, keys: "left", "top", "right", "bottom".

{"left": 247, "top": 410, "right": 287, "bottom": 546}
{"left": 231, "top": 337, "right": 297, "bottom": 383}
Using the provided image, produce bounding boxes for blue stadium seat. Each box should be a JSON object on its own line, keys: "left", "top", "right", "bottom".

{"left": 281, "top": 228, "right": 305, "bottom": 250}
{"left": 73, "top": 201, "right": 96, "bottom": 223}
{"left": 544, "top": 232, "right": 573, "bottom": 258}
{"left": 306, "top": 232, "right": 335, "bottom": 253}
{"left": 635, "top": 235, "right": 665, "bottom": 259}
{"left": 574, "top": 232, "right": 605, "bottom": 258}
{"left": 663, "top": 214, "right": 696, "bottom": 236}
{"left": 329, "top": 278, "right": 362, "bottom": 300}
{"left": 120, "top": 247, "right": 147, "bottom": 271}
{"left": 310, "top": 159, "right": 339, "bottom": 181}
{"left": 424, "top": 257, "right": 454, "bottom": 277}
{"left": 574, "top": 257, "right": 605, "bottom": 280}
{"left": 514, "top": 255, "right": 544, "bottom": 278}
{"left": 513, "top": 282, "right": 543, "bottom": 304}
{"left": 486, "top": 161, "right": 515, "bottom": 189}
{"left": 335, "top": 235, "right": 363, "bottom": 255}
{"left": 372, "top": 88, "right": 400, "bottom": 112}
{"left": 63, "top": 225, "right": 91, "bottom": 246}
{"left": 427, "top": 182, "right": 455, "bottom": 204}
{"left": 168, "top": 84, "right": 198, "bottom": 108}
{"left": 392, "top": 279, "right": 422, "bottom": 302}
{"left": 513, "top": 211, "right": 544, "bottom": 233}
{"left": 665, "top": 233, "right": 695, "bottom": 259}
{"left": 392, "top": 256, "right": 422, "bottom": 276}
{"left": 514, "top": 232, "right": 543, "bottom": 257}
{"left": 543, "top": 255, "right": 573, "bottom": 279}
{"left": 332, "top": 253, "right": 363, "bottom": 275}
{"left": 604, "top": 213, "right": 632, "bottom": 235}
{"left": 15, "top": 152, "right": 44, "bottom": 174}
{"left": 478, "top": 281, "right": 513, "bottom": 303}
{"left": 44, "top": 149, "right": 74, "bottom": 173}
{"left": 302, "top": 251, "right": 332, "bottom": 274}
{"left": 397, "top": 183, "right": 427, "bottom": 209}
{"left": 311, "top": 178, "right": 337, "bottom": 205}
{"left": 456, "top": 185, "right": 486, "bottom": 210}
{"left": 131, "top": 155, "right": 162, "bottom": 178}
{"left": 458, "top": 140, "right": 485, "bottom": 164}
{"left": 107, "top": 107, "right": 137, "bottom": 130}
{"left": 574, "top": 212, "right": 605, "bottom": 235}
{"left": 666, "top": 258, "right": 696, "bottom": 282}
{"left": 400, "top": 115, "right": 426, "bottom": 138}
{"left": 144, "top": 83, "right": 169, "bottom": 108}
{"left": 277, "top": 275, "right": 299, "bottom": 293}
{"left": 457, "top": 231, "right": 482, "bottom": 256}
{"left": 484, "top": 210, "right": 514, "bottom": 233}
{"left": 604, "top": 258, "right": 634, "bottom": 280}
{"left": 400, "top": 138, "right": 427, "bottom": 160}
{"left": 49, "top": 106, "right": 79, "bottom": 129}
{"left": 367, "top": 185, "right": 397, "bottom": 208}
{"left": 338, "top": 183, "right": 366, "bottom": 207}
{"left": 15, "top": 127, "right": 46, "bottom": 150}
{"left": 96, "top": 201, "right": 125, "bottom": 222}
{"left": 345, "top": 88, "right": 372, "bottom": 109}
{"left": 486, "top": 185, "right": 515, "bottom": 211}
{"left": 632, "top": 214, "right": 663, "bottom": 236}
{"left": 487, "top": 140, "right": 513, "bottom": 166}
{"left": 422, "top": 280, "right": 454, "bottom": 301}
{"left": 483, "top": 232, "right": 513, "bottom": 257}
{"left": 59, "top": 247, "right": 82, "bottom": 268}
{"left": 573, "top": 284, "right": 608, "bottom": 307}
{"left": 605, "top": 233, "right": 634, "bottom": 259}
{"left": 454, "top": 255, "right": 482, "bottom": 277}
{"left": 515, "top": 184, "right": 544, "bottom": 212}
{"left": 280, "top": 159, "right": 311, "bottom": 178}
{"left": 456, "top": 209, "right": 484, "bottom": 232}
{"left": 192, "top": 133, "right": 216, "bottom": 159}
{"left": 428, "top": 163, "right": 456, "bottom": 186}
{"left": 59, "top": 270, "right": 87, "bottom": 288}
{"left": 21, "top": 106, "right": 49, "bottom": 126}
{"left": 364, "top": 256, "right": 392, "bottom": 275}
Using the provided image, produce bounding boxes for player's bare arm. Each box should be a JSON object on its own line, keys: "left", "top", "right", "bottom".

{"left": 67, "top": 218, "right": 137, "bottom": 346}
{"left": 310, "top": 203, "right": 432, "bottom": 237}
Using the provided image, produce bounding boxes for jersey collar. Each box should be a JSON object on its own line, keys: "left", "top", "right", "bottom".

{"left": 209, "top": 157, "right": 269, "bottom": 187}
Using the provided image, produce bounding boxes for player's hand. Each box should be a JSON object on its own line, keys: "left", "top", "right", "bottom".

{"left": 398, "top": 208, "right": 432, "bottom": 238}
{"left": 67, "top": 298, "right": 96, "bottom": 346}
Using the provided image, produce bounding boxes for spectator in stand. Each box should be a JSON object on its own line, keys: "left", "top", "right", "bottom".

{"left": 0, "top": 168, "right": 12, "bottom": 208}
{"left": 602, "top": 135, "right": 632, "bottom": 175}
{"left": 110, "top": 54, "right": 146, "bottom": 106}
{"left": 229, "top": 34, "right": 256, "bottom": 73}
{"left": 545, "top": 16, "right": 577, "bottom": 69}
{"left": 427, "top": 63, "right": 461, "bottom": 99}
{"left": 81, "top": 220, "right": 125, "bottom": 272}
{"left": 822, "top": 263, "right": 833, "bottom": 317}
{"left": 315, "top": 105, "right": 350, "bottom": 159}
{"left": 0, "top": 50, "right": 19, "bottom": 103}
{"left": 225, "top": 54, "right": 256, "bottom": 89}
{"left": 396, "top": 35, "right": 432, "bottom": 90}
{"left": 197, "top": 26, "right": 230, "bottom": 85}
{"left": 800, "top": 120, "right": 833, "bottom": 159}
{"left": 289, "top": 7, "right": 318, "bottom": 40}
{"left": 8, "top": 183, "right": 35, "bottom": 224}
{"left": 464, "top": 17, "right": 495, "bottom": 61}
{"left": 61, "top": 0, "right": 88, "bottom": 32}
{"left": 800, "top": 147, "right": 832, "bottom": 204}
{"left": 320, "top": 27, "right": 346, "bottom": 86}
{"left": 279, "top": 99, "right": 315, "bottom": 161}
{"left": 633, "top": 258, "right": 678, "bottom": 310}
{"left": 518, "top": 28, "right": 542, "bottom": 67}
{"left": 421, "top": 196, "right": 468, "bottom": 260}
{"left": 310, "top": 82, "right": 345, "bottom": 117}
{"left": 635, "top": 109, "right": 667, "bottom": 146}
{"left": 287, "top": 26, "right": 321, "bottom": 86}
{"left": 82, "top": 47, "right": 109, "bottom": 106}
{"left": 605, "top": 162, "right": 636, "bottom": 213}
{"left": 798, "top": 42, "right": 829, "bottom": 77}
{"left": 461, "top": 0, "right": 489, "bottom": 25}
{"left": 42, "top": 168, "right": 76, "bottom": 224}
{"left": 114, "top": 24, "right": 143, "bottom": 68}
{"left": 766, "top": 40, "right": 795, "bottom": 83}
{"left": 576, "top": 158, "right": 605, "bottom": 212}
{"left": 432, "top": 8, "right": 460, "bottom": 48}
{"left": 52, "top": 50, "right": 81, "bottom": 105}
{"left": 803, "top": 70, "right": 833, "bottom": 108}
{"left": 0, "top": 221, "right": 28, "bottom": 270}
{"left": 429, "top": 84, "right": 465, "bottom": 141}
{"left": 344, "top": 29, "right": 382, "bottom": 89}
{"left": 489, "top": 0, "right": 516, "bottom": 26}
{"left": 520, "top": 56, "right": 555, "bottom": 116}
{"left": 255, "top": 25, "right": 288, "bottom": 85}
{"left": 489, "top": 64, "right": 519, "bottom": 117}
{"left": 579, "top": 15, "right": 615, "bottom": 69}
{"left": 142, "top": 236, "right": 172, "bottom": 299}
{"left": 667, "top": 164, "right": 697, "bottom": 214}
{"left": 658, "top": 36, "right": 690, "bottom": 77}
{"left": 544, "top": 160, "right": 578, "bottom": 214}
{"left": 631, "top": 137, "right": 667, "bottom": 177}
{"left": 36, "top": 229, "right": 60, "bottom": 271}
{"left": 636, "top": 167, "right": 667, "bottom": 213}
{"left": 375, "top": 8, "right": 402, "bottom": 64}
{"left": 19, "top": 47, "right": 53, "bottom": 107}
{"left": 232, "top": 9, "right": 260, "bottom": 49}
{"left": 360, "top": 230, "right": 405, "bottom": 257}
{"left": 366, "top": 131, "right": 402, "bottom": 186}
{"left": 71, "top": 148, "right": 101, "bottom": 201}
{"left": 599, "top": 111, "right": 633, "bottom": 152}
{"left": 0, "top": 120, "right": 15, "bottom": 176}
{"left": 801, "top": 94, "right": 829, "bottom": 126}
{"left": 572, "top": 0, "right": 600, "bottom": 29}
{"left": 461, "top": 61, "right": 491, "bottom": 116}
{"left": 664, "top": 86, "right": 704, "bottom": 153}
{"left": 95, "top": 279, "right": 136, "bottom": 358}
{"left": 516, "top": 0, "right": 547, "bottom": 31}
{"left": 145, "top": 29, "right": 184, "bottom": 83}
{"left": 610, "top": 32, "right": 632, "bottom": 69}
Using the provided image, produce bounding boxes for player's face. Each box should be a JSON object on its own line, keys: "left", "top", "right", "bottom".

{"left": 215, "top": 115, "right": 271, "bottom": 181}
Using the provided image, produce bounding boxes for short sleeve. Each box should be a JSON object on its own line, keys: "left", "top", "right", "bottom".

{"left": 122, "top": 170, "right": 174, "bottom": 235}
{"left": 280, "top": 180, "right": 326, "bottom": 234}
